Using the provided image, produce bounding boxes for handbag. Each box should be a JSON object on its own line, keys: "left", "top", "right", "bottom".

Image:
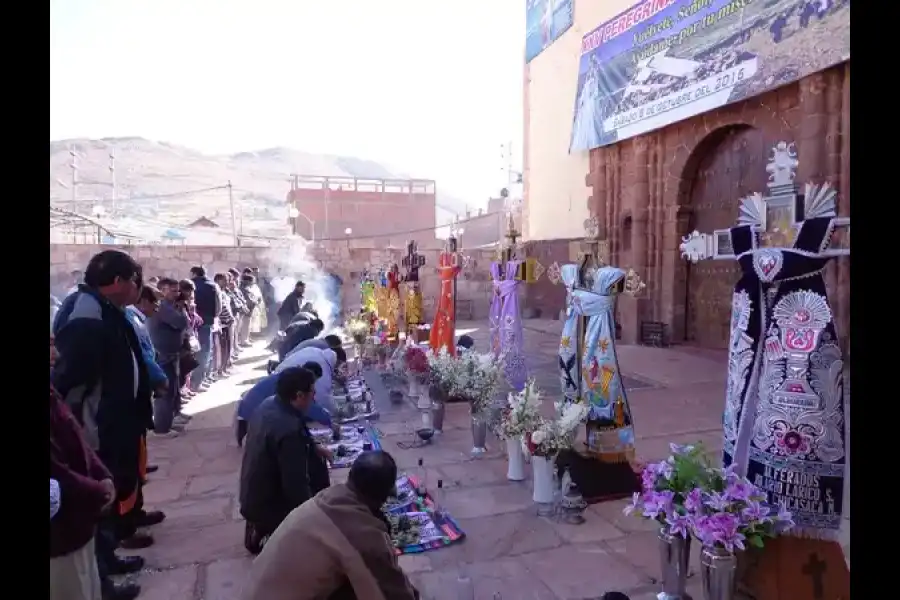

{"left": 187, "top": 334, "right": 201, "bottom": 354}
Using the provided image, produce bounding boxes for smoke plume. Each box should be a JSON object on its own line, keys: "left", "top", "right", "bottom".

{"left": 257, "top": 240, "right": 341, "bottom": 331}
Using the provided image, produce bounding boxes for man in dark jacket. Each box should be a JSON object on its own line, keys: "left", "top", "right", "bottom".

{"left": 52, "top": 250, "right": 150, "bottom": 600}
{"left": 239, "top": 367, "right": 333, "bottom": 554}
{"left": 189, "top": 265, "right": 221, "bottom": 391}
{"left": 150, "top": 278, "right": 190, "bottom": 435}
{"left": 277, "top": 280, "right": 306, "bottom": 331}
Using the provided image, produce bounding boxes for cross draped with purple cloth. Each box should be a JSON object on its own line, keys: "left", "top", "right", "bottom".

{"left": 489, "top": 261, "right": 527, "bottom": 391}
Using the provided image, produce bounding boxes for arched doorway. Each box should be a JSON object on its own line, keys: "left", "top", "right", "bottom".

{"left": 683, "top": 126, "right": 769, "bottom": 349}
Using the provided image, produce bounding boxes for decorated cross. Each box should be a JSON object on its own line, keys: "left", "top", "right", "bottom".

{"left": 497, "top": 209, "right": 545, "bottom": 284}
{"left": 680, "top": 142, "right": 850, "bottom": 263}
{"left": 547, "top": 216, "right": 642, "bottom": 294}
{"left": 401, "top": 240, "right": 426, "bottom": 282}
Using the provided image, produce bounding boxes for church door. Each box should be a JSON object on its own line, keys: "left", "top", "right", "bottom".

{"left": 685, "top": 126, "right": 768, "bottom": 349}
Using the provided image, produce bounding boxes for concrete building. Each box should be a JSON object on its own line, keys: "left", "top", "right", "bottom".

{"left": 522, "top": 0, "right": 850, "bottom": 351}
{"left": 287, "top": 175, "right": 437, "bottom": 244}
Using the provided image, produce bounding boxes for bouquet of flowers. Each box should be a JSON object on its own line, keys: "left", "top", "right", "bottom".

{"left": 498, "top": 380, "right": 543, "bottom": 440}
{"left": 403, "top": 346, "right": 429, "bottom": 376}
{"left": 345, "top": 317, "right": 369, "bottom": 346}
{"left": 426, "top": 347, "right": 459, "bottom": 395}
{"left": 685, "top": 466, "right": 795, "bottom": 552}
{"left": 448, "top": 351, "right": 504, "bottom": 416}
{"left": 624, "top": 443, "right": 717, "bottom": 537}
{"left": 624, "top": 443, "right": 796, "bottom": 549}
{"left": 524, "top": 401, "right": 589, "bottom": 457}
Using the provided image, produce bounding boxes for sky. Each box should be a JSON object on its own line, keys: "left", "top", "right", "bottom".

{"left": 50, "top": 0, "right": 525, "bottom": 205}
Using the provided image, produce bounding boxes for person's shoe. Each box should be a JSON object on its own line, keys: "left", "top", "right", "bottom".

{"left": 135, "top": 510, "right": 166, "bottom": 528}
{"left": 171, "top": 422, "right": 186, "bottom": 433}
{"left": 108, "top": 555, "right": 145, "bottom": 575}
{"left": 146, "top": 464, "right": 159, "bottom": 474}
{"left": 173, "top": 415, "right": 191, "bottom": 427}
{"left": 151, "top": 430, "right": 180, "bottom": 439}
{"left": 174, "top": 413, "right": 192, "bottom": 422}
{"left": 119, "top": 532, "right": 154, "bottom": 550}
{"left": 104, "top": 581, "right": 141, "bottom": 600}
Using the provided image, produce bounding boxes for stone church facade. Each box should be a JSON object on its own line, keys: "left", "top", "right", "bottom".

{"left": 524, "top": 62, "right": 850, "bottom": 352}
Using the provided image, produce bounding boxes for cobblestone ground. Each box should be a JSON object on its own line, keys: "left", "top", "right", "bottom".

{"left": 123, "top": 319, "right": 848, "bottom": 600}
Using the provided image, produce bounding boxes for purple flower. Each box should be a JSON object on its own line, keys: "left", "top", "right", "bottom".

{"left": 741, "top": 500, "right": 768, "bottom": 524}
{"left": 669, "top": 443, "right": 695, "bottom": 455}
{"left": 684, "top": 488, "right": 704, "bottom": 514}
{"left": 666, "top": 513, "right": 691, "bottom": 538}
{"left": 641, "top": 468, "right": 657, "bottom": 491}
{"left": 642, "top": 490, "right": 675, "bottom": 520}
{"left": 657, "top": 461, "right": 675, "bottom": 481}
{"left": 721, "top": 464, "right": 741, "bottom": 484}
{"left": 705, "top": 491, "right": 731, "bottom": 512}
{"left": 774, "top": 506, "right": 796, "bottom": 533}
{"left": 725, "top": 478, "right": 756, "bottom": 502}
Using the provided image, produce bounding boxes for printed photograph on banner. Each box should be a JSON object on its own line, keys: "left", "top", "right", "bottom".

{"left": 569, "top": 0, "right": 850, "bottom": 152}
{"left": 525, "top": 0, "right": 574, "bottom": 63}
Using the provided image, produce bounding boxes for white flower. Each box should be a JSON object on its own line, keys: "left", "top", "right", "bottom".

{"left": 531, "top": 429, "right": 547, "bottom": 445}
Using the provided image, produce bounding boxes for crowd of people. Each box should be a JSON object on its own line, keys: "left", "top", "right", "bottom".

{"left": 48, "top": 250, "right": 284, "bottom": 600}
{"left": 50, "top": 248, "right": 422, "bottom": 600}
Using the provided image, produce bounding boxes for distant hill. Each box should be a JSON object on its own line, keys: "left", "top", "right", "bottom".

{"left": 49, "top": 137, "right": 465, "bottom": 239}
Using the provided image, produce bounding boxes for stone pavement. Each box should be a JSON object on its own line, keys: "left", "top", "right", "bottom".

{"left": 123, "top": 319, "right": 847, "bottom": 599}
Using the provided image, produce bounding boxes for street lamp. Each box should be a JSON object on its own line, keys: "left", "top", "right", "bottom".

{"left": 288, "top": 206, "right": 316, "bottom": 240}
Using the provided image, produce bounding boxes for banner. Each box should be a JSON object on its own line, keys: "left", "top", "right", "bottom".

{"left": 569, "top": 0, "right": 850, "bottom": 152}
{"left": 526, "top": 0, "right": 574, "bottom": 63}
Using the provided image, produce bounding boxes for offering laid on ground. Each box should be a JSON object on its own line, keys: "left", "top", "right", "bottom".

{"left": 309, "top": 424, "right": 381, "bottom": 469}
{"left": 383, "top": 475, "right": 465, "bottom": 555}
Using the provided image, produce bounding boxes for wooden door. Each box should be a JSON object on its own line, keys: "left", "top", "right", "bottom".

{"left": 685, "top": 127, "right": 768, "bottom": 349}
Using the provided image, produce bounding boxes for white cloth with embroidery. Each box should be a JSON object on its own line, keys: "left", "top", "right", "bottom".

{"left": 50, "top": 478, "right": 61, "bottom": 520}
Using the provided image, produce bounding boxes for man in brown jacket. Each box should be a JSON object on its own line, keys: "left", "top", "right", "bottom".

{"left": 243, "top": 451, "right": 419, "bottom": 600}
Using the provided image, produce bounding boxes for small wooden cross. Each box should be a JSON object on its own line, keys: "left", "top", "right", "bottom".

{"left": 498, "top": 211, "right": 544, "bottom": 283}
{"left": 801, "top": 553, "right": 827, "bottom": 600}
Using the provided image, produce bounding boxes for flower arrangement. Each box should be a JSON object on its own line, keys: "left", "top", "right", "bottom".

{"left": 345, "top": 317, "right": 369, "bottom": 346}
{"left": 448, "top": 351, "right": 504, "bottom": 416}
{"left": 524, "top": 401, "right": 589, "bottom": 457}
{"left": 403, "top": 346, "right": 429, "bottom": 376}
{"left": 498, "top": 380, "right": 543, "bottom": 440}
{"left": 426, "top": 347, "right": 458, "bottom": 394}
{"left": 624, "top": 443, "right": 795, "bottom": 550}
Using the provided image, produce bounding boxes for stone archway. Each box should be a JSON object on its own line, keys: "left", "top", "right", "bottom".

{"left": 678, "top": 125, "right": 769, "bottom": 349}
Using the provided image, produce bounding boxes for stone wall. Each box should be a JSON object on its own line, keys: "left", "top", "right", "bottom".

{"left": 50, "top": 241, "right": 498, "bottom": 321}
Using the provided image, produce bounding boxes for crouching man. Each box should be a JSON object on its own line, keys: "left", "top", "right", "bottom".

{"left": 242, "top": 450, "right": 419, "bottom": 600}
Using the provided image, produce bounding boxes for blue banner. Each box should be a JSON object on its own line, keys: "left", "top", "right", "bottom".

{"left": 570, "top": 0, "right": 850, "bottom": 152}
{"left": 526, "top": 0, "right": 574, "bottom": 63}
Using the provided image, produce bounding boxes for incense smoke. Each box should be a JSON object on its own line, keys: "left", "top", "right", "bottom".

{"left": 257, "top": 240, "right": 341, "bottom": 331}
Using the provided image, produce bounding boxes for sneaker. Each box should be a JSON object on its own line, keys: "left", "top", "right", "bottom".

{"left": 171, "top": 422, "right": 186, "bottom": 433}
{"left": 175, "top": 413, "right": 193, "bottom": 422}
{"left": 151, "top": 430, "right": 180, "bottom": 439}
{"left": 173, "top": 415, "right": 191, "bottom": 426}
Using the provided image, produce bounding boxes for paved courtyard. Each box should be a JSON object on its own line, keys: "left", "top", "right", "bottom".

{"left": 122, "top": 319, "right": 847, "bottom": 600}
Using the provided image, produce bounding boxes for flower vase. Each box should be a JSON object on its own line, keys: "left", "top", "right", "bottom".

{"left": 408, "top": 377, "right": 422, "bottom": 404}
{"left": 531, "top": 455, "right": 555, "bottom": 504}
{"left": 699, "top": 545, "right": 737, "bottom": 600}
{"left": 657, "top": 527, "right": 693, "bottom": 600}
{"left": 471, "top": 415, "right": 487, "bottom": 455}
{"left": 505, "top": 436, "right": 526, "bottom": 481}
{"left": 432, "top": 399, "right": 445, "bottom": 433}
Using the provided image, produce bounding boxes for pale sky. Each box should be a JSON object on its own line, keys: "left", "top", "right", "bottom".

{"left": 50, "top": 0, "right": 524, "bottom": 204}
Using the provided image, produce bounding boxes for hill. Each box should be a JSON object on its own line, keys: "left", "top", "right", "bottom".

{"left": 49, "top": 137, "right": 464, "bottom": 239}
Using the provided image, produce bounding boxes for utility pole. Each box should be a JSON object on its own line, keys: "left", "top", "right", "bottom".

{"left": 108, "top": 148, "right": 117, "bottom": 215}
{"left": 228, "top": 180, "right": 238, "bottom": 247}
{"left": 69, "top": 146, "right": 79, "bottom": 242}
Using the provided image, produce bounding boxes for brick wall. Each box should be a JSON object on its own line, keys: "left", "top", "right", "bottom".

{"left": 50, "top": 241, "right": 498, "bottom": 321}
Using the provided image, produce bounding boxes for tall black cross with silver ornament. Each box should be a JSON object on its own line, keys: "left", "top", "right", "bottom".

{"left": 680, "top": 141, "right": 850, "bottom": 540}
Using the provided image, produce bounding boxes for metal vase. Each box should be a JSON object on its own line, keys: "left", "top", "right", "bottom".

{"left": 471, "top": 415, "right": 488, "bottom": 454}
{"left": 429, "top": 385, "right": 446, "bottom": 432}
{"left": 699, "top": 545, "right": 737, "bottom": 600}
{"left": 657, "top": 527, "right": 693, "bottom": 600}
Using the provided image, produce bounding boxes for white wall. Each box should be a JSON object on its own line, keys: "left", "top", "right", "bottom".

{"left": 524, "top": 0, "right": 638, "bottom": 241}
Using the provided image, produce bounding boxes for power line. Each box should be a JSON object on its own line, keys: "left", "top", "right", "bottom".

{"left": 50, "top": 185, "right": 229, "bottom": 205}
